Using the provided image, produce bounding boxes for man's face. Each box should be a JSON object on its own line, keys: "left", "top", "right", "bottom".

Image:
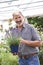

{"left": 13, "top": 13, "right": 24, "bottom": 27}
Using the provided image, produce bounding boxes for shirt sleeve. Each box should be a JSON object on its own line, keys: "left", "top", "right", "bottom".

{"left": 31, "top": 26, "right": 41, "bottom": 41}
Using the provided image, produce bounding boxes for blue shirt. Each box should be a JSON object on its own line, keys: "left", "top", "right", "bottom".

{"left": 6, "top": 23, "right": 41, "bottom": 55}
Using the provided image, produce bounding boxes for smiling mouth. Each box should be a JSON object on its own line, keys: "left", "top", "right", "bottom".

{"left": 16, "top": 20, "right": 22, "bottom": 24}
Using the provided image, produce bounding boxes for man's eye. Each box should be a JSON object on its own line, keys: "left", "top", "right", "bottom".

{"left": 18, "top": 17, "right": 21, "bottom": 18}
{"left": 15, "top": 18, "right": 17, "bottom": 19}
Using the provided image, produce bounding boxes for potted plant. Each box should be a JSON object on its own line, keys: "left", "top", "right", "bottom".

{"left": 5, "top": 34, "right": 20, "bottom": 53}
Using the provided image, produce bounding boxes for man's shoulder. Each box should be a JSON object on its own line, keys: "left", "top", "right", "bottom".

{"left": 25, "top": 23, "right": 34, "bottom": 29}
{"left": 6, "top": 27, "right": 15, "bottom": 33}
{"left": 9, "top": 27, "right": 16, "bottom": 31}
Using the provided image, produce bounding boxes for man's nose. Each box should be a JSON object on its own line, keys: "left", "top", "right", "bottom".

{"left": 17, "top": 19, "right": 20, "bottom": 21}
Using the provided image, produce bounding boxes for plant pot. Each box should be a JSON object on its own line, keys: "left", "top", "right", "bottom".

{"left": 10, "top": 45, "right": 18, "bottom": 53}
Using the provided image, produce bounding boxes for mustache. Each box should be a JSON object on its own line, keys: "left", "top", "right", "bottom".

{"left": 16, "top": 20, "right": 22, "bottom": 23}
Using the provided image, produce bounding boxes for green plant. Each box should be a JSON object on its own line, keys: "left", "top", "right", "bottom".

{"left": 0, "top": 52, "right": 18, "bottom": 65}
{"left": 39, "top": 50, "right": 43, "bottom": 65}
{"left": 6, "top": 35, "right": 20, "bottom": 46}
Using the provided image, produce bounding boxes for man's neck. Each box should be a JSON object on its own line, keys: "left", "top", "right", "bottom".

{"left": 16, "top": 25, "right": 23, "bottom": 31}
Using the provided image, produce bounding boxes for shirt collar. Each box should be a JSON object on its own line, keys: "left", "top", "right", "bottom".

{"left": 23, "top": 23, "right": 26, "bottom": 28}
{"left": 13, "top": 23, "right": 26, "bottom": 29}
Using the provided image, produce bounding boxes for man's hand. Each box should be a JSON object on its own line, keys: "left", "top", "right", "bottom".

{"left": 20, "top": 38, "right": 42, "bottom": 47}
{"left": 20, "top": 38, "right": 25, "bottom": 43}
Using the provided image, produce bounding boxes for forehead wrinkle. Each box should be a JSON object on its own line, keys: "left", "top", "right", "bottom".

{"left": 14, "top": 15, "right": 21, "bottom": 18}
{"left": 13, "top": 11, "right": 23, "bottom": 17}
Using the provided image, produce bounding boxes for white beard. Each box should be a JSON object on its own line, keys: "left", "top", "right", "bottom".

{"left": 16, "top": 22, "right": 23, "bottom": 27}
{"left": 16, "top": 18, "right": 24, "bottom": 27}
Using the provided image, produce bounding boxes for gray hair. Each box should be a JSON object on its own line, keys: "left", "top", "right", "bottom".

{"left": 12, "top": 10, "right": 28, "bottom": 24}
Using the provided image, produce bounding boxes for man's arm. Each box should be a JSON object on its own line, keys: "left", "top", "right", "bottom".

{"left": 20, "top": 25, "right": 42, "bottom": 47}
{"left": 20, "top": 39, "right": 42, "bottom": 47}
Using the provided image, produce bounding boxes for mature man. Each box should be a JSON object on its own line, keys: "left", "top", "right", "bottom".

{"left": 12, "top": 11, "right": 42, "bottom": 65}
